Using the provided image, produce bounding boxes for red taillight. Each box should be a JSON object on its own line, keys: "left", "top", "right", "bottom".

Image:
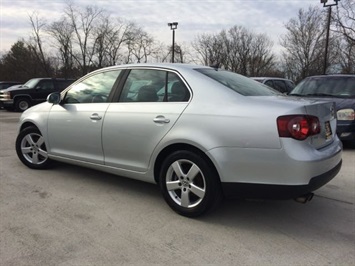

{"left": 277, "top": 115, "right": 320, "bottom": 140}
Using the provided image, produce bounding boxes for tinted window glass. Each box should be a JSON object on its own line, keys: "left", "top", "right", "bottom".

{"left": 64, "top": 70, "right": 121, "bottom": 103}
{"left": 24, "top": 79, "right": 41, "bottom": 89}
{"left": 285, "top": 80, "right": 295, "bottom": 92}
{"left": 273, "top": 80, "right": 287, "bottom": 93}
{"left": 196, "top": 69, "right": 278, "bottom": 96}
{"left": 37, "top": 80, "right": 55, "bottom": 90}
{"left": 119, "top": 69, "right": 189, "bottom": 102}
{"left": 119, "top": 69, "right": 165, "bottom": 102}
{"left": 156, "top": 72, "right": 190, "bottom": 102}
{"left": 264, "top": 80, "right": 274, "bottom": 88}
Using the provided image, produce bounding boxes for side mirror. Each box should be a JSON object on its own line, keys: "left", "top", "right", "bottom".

{"left": 47, "top": 92, "right": 61, "bottom": 104}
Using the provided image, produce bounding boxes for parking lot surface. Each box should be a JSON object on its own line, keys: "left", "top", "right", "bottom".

{"left": 1, "top": 110, "right": 354, "bottom": 265}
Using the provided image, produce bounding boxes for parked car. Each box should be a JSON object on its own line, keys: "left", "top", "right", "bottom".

{"left": 289, "top": 74, "right": 355, "bottom": 142}
{"left": 251, "top": 77, "right": 295, "bottom": 94}
{"left": 16, "top": 64, "right": 342, "bottom": 217}
{"left": 0, "top": 78, "right": 75, "bottom": 111}
{"left": 0, "top": 81, "right": 22, "bottom": 90}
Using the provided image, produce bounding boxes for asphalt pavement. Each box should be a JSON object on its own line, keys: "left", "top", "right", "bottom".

{"left": 1, "top": 110, "right": 354, "bottom": 265}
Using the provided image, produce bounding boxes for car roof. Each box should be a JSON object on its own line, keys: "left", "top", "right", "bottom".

{"left": 94, "top": 63, "right": 212, "bottom": 73}
{"left": 250, "top": 77, "right": 293, "bottom": 81}
{"left": 305, "top": 74, "right": 355, "bottom": 79}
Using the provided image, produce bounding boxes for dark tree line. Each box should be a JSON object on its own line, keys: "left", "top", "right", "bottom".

{"left": 0, "top": 0, "right": 354, "bottom": 83}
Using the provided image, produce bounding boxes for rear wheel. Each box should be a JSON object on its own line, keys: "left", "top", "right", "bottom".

{"left": 16, "top": 126, "right": 52, "bottom": 169}
{"left": 15, "top": 98, "right": 31, "bottom": 112}
{"left": 159, "top": 150, "right": 223, "bottom": 217}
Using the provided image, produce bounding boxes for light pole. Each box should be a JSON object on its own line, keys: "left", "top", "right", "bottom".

{"left": 168, "top": 22, "right": 178, "bottom": 63}
{"left": 320, "top": 0, "right": 340, "bottom": 74}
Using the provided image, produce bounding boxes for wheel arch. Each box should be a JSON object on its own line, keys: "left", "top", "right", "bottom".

{"left": 13, "top": 94, "right": 33, "bottom": 102}
{"left": 153, "top": 143, "right": 221, "bottom": 184}
{"left": 19, "top": 121, "right": 39, "bottom": 132}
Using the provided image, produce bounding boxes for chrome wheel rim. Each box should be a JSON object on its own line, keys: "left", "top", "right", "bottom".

{"left": 166, "top": 159, "right": 206, "bottom": 208}
{"left": 21, "top": 133, "right": 48, "bottom": 165}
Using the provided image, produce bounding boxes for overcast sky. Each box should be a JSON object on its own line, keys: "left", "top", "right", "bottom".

{"left": 1, "top": 0, "right": 323, "bottom": 55}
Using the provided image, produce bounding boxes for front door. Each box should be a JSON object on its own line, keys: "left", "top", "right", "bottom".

{"left": 47, "top": 70, "right": 122, "bottom": 164}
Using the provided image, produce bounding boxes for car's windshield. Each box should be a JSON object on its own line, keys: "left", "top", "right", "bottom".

{"left": 23, "top": 78, "right": 40, "bottom": 89}
{"left": 195, "top": 68, "right": 279, "bottom": 96}
{"left": 290, "top": 76, "right": 355, "bottom": 98}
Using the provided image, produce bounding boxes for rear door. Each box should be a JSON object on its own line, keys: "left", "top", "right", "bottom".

{"left": 102, "top": 68, "right": 191, "bottom": 172}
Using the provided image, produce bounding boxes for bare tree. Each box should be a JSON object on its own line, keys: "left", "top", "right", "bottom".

{"left": 334, "top": 0, "right": 355, "bottom": 44}
{"left": 126, "top": 27, "right": 155, "bottom": 63}
{"left": 92, "top": 17, "right": 134, "bottom": 67}
{"left": 248, "top": 34, "right": 275, "bottom": 76}
{"left": 334, "top": 0, "right": 355, "bottom": 73}
{"left": 192, "top": 26, "right": 276, "bottom": 76}
{"left": 64, "top": 2, "right": 103, "bottom": 75}
{"left": 280, "top": 6, "right": 334, "bottom": 81}
{"left": 192, "top": 32, "right": 228, "bottom": 67}
{"left": 47, "top": 17, "right": 75, "bottom": 78}
{"left": 28, "top": 12, "right": 52, "bottom": 76}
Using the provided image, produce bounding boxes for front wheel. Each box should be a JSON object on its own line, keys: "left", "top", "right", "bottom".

{"left": 159, "top": 150, "right": 223, "bottom": 217}
{"left": 16, "top": 126, "right": 52, "bottom": 169}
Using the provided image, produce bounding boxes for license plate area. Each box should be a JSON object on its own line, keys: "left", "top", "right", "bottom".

{"left": 325, "top": 121, "right": 332, "bottom": 140}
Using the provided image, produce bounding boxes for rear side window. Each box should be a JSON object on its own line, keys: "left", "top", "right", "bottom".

{"left": 37, "top": 80, "right": 55, "bottom": 90}
{"left": 119, "top": 69, "right": 190, "bottom": 102}
{"left": 273, "top": 80, "right": 287, "bottom": 93}
{"left": 195, "top": 68, "right": 278, "bottom": 96}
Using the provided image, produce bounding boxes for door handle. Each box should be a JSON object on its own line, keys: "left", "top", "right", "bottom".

{"left": 90, "top": 113, "right": 102, "bottom": 121}
{"left": 153, "top": 115, "right": 170, "bottom": 124}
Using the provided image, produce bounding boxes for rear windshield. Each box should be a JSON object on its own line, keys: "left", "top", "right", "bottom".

{"left": 290, "top": 76, "right": 355, "bottom": 98}
{"left": 195, "top": 68, "right": 279, "bottom": 96}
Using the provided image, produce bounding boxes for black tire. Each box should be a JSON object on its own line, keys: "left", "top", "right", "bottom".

{"left": 16, "top": 126, "right": 52, "bottom": 169}
{"left": 159, "top": 150, "right": 223, "bottom": 217}
{"left": 15, "top": 98, "right": 31, "bottom": 112}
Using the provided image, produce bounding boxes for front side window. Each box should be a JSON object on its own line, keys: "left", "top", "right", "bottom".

{"left": 119, "top": 69, "right": 190, "bottom": 102}
{"left": 64, "top": 70, "right": 121, "bottom": 104}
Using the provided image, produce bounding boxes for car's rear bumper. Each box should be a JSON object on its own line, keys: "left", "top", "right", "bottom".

{"left": 221, "top": 160, "right": 342, "bottom": 199}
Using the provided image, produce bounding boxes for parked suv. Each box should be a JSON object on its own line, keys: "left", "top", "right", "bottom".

{"left": 0, "top": 78, "right": 75, "bottom": 111}
{"left": 289, "top": 74, "right": 355, "bottom": 142}
{"left": 251, "top": 77, "right": 295, "bottom": 94}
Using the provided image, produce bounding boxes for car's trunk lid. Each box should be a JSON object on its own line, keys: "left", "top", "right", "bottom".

{"left": 304, "top": 100, "right": 337, "bottom": 149}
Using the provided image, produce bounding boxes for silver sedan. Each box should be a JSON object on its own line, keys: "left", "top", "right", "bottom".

{"left": 15, "top": 63, "right": 342, "bottom": 217}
